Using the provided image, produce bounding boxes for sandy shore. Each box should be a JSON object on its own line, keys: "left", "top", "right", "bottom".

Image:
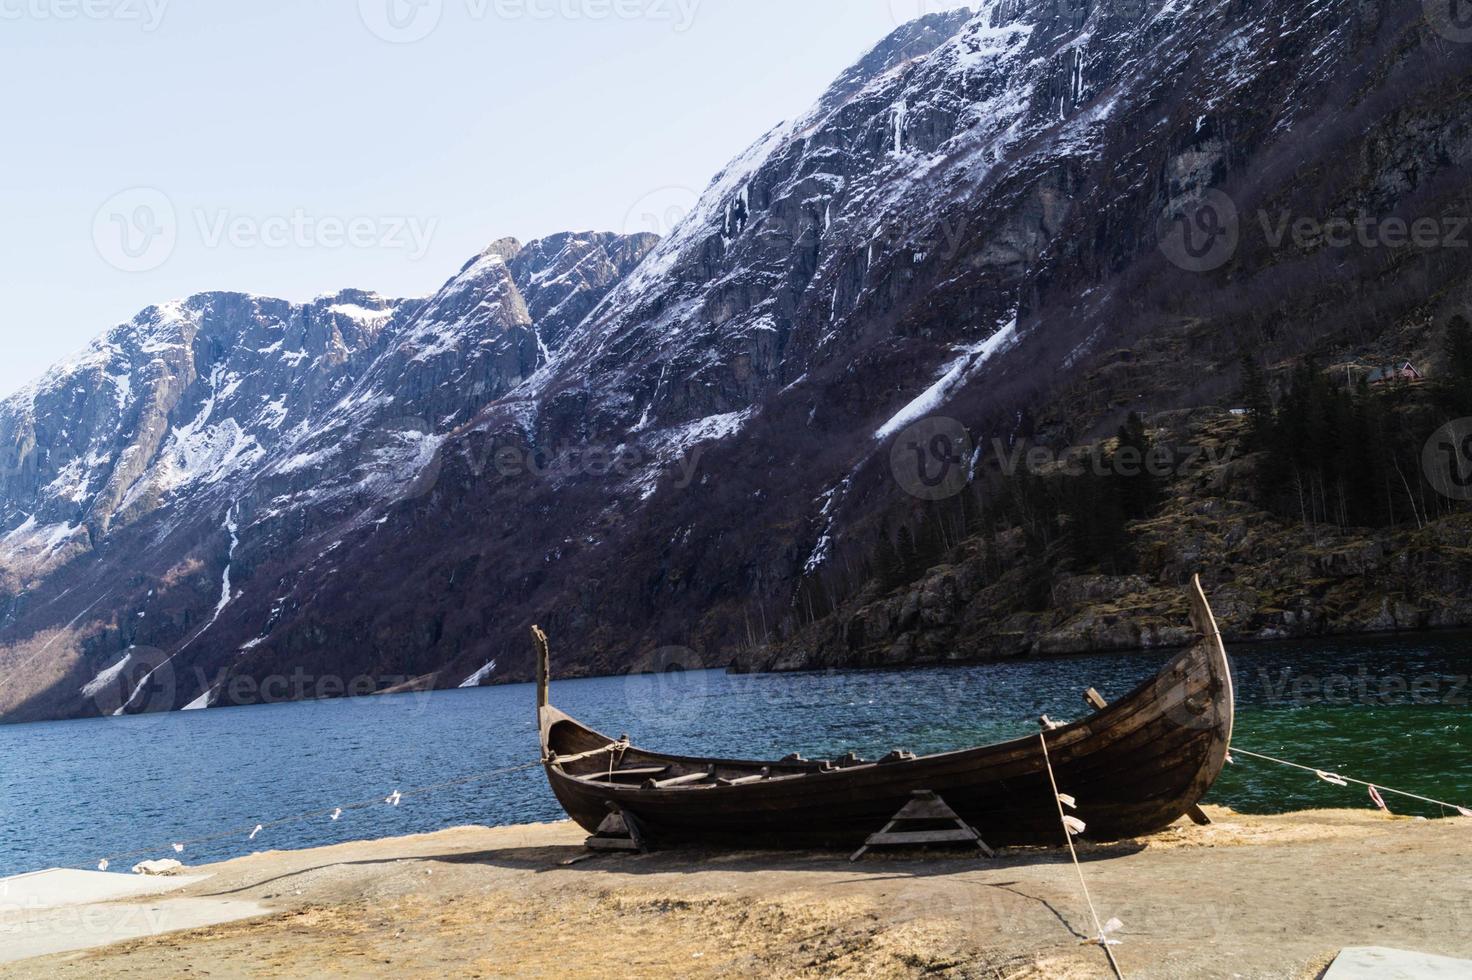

{"left": 5, "top": 807, "right": 1469, "bottom": 979}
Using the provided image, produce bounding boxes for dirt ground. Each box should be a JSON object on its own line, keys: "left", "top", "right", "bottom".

{"left": 5, "top": 807, "right": 1469, "bottom": 979}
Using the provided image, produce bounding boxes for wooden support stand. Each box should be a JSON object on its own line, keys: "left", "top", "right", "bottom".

{"left": 1084, "top": 687, "right": 1213, "bottom": 826}
{"left": 849, "top": 791, "right": 994, "bottom": 862}
{"left": 584, "top": 803, "right": 648, "bottom": 852}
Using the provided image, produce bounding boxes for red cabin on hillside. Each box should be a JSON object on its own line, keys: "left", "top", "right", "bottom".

{"left": 1366, "top": 361, "right": 1425, "bottom": 386}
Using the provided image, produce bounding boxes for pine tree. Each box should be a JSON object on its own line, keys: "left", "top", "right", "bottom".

{"left": 872, "top": 524, "right": 904, "bottom": 591}
{"left": 895, "top": 525, "right": 919, "bottom": 583}
{"left": 1064, "top": 469, "right": 1131, "bottom": 574}
{"left": 1114, "top": 412, "right": 1163, "bottom": 520}
{"left": 1441, "top": 314, "right": 1472, "bottom": 415}
{"left": 1448, "top": 314, "right": 1472, "bottom": 379}
{"left": 1238, "top": 350, "right": 1273, "bottom": 447}
{"left": 914, "top": 505, "right": 950, "bottom": 568}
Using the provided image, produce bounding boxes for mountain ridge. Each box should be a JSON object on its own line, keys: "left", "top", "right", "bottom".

{"left": 3, "top": 0, "right": 1471, "bottom": 722}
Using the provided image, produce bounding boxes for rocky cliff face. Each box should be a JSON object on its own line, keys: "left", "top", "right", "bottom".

{"left": 733, "top": 410, "right": 1472, "bottom": 674}
{"left": 3, "top": 0, "right": 1471, "bottom": 721}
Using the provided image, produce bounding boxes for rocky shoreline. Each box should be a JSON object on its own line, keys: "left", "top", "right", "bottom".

{"left": 732, "top": 551, "right": 1472, "bottom": 674}
{"left": 735, "top": 413, "right": 1472, "bottom": 675}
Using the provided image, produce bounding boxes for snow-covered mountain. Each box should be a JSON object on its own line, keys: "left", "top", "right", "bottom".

{"left": 0, "top": 232, "right": 655, "bottom": 718}
{"left": 0, "top": 291, "right": 414, "bottom": 580}
{"left": 3, "top": 0, "right": 1470, "bottom": 721}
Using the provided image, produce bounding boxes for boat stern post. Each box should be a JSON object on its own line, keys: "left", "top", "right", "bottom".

{"left": 532, "top": 625, "right": 550, "bottom": 711}
{"left": 1185, "top": 572, "right": 1236, "bottom": 763}
{"left": 1187, "top": 574, "right": 1220, "bottom": 642}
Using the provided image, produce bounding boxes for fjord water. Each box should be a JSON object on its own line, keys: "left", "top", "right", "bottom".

{"left": 2, "top": 633, "right": 1469, "bottom": 878}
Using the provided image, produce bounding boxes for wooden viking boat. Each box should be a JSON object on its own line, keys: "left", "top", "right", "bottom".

{"left": 536, "top": 574, "right": 1234, "bottom": 849}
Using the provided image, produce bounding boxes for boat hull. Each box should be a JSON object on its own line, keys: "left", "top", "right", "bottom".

{"left": 537, "top": 577, "right": 1233, "bottom": 849}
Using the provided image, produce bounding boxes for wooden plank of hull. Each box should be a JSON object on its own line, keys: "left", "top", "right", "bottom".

{"left": 536, "top": 576, "right": 1233, "bottom": 849}
{"left": 549, "top": 722, "right": 1215, "bottom": 848}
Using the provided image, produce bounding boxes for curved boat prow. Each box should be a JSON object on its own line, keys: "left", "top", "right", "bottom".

{"left": 1186, "top": 572, "right": 1236, "bottom": 756}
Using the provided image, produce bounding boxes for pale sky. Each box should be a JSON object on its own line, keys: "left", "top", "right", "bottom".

{"left": 0, "top": 0, "right": 973, "bottom": 397}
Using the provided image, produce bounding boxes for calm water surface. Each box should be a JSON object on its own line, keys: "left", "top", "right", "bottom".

{"left": 1, "top": 632, "right": 1468, "bottom": 877}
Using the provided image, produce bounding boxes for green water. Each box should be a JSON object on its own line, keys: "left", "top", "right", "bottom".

{"left": 1210, "top": 633, "right": 1471, "bottom": 815}
{"left": 1218, "top": 704, "right": 1468, "bottom": 814}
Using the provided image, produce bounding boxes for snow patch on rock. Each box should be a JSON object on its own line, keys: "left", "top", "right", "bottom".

{"left": 80, "top": 652, "right": 133, "bottom": 699}
{"left": 875, "top": 314, "right": 1019, "bottom": 440}
{"left": 458, "top": 660, "right": 497, "bottom": 688}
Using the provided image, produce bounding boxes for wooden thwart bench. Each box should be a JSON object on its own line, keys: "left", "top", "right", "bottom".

{"left": 581, "top": 766, "right": 670, "bottom": 783}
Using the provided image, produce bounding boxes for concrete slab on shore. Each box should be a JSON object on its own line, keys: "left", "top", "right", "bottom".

{"left": 0, "top": 869, "right": 268, "bottom": 964}
{"left": 0, "top": 898, "right": 270, "bottom": 964}
{"left": 0, "top": 869, "right": 210, "bottom": 910}
{"left": 1325, "top": 946, "right": 1472, "bottom": 978}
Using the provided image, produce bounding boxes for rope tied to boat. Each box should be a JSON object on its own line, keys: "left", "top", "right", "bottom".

{"left": 85, "top": 760, "right": 544, "bottom": 873}
{"left": 1229, "top": 747, "right": 1472, "bottom": 817}
{"left": 544, "top": 737, "right": 629, "bottom": 768}
{"left": 1038, "top": 732, "right": 1126, "bottom": 980}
